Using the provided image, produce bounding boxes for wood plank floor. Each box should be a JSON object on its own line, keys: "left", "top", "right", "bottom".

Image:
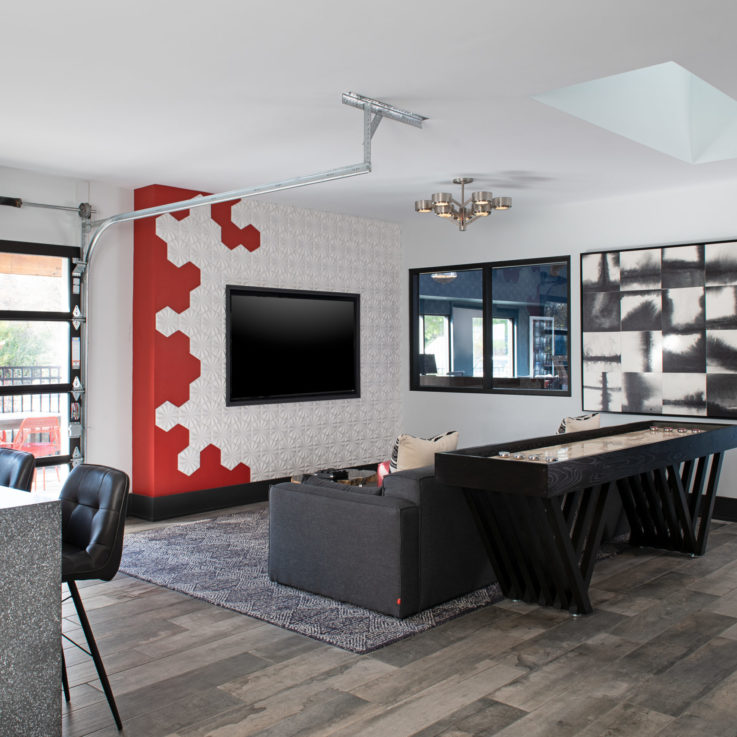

{"left": 62, "top": 508, "right": 737, "bottom": 737}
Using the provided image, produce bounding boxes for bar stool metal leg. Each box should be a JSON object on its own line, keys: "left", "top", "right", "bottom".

{"left": 61, "top": 648, "right": 70, "bottom": 703}
{"left": 67, "top": 580, "right": 122, "bottom": 730}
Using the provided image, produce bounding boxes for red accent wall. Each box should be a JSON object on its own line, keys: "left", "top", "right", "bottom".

{"left": 132, "top": 185, "right": 255, "bottom": 497}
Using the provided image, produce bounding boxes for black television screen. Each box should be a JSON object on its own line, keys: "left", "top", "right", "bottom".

{"left": 226, "top": 285, "right": 360, "bottom": 405}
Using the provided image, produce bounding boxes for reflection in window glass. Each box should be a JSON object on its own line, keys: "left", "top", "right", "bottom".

{"left": 493, "top": 318, "right": 514, "bottom": 377}
{"left": 417, "top": 269, "right": 483, "bottom": 389}
{"left": 0, "top": 321, "right": 70, "bottom": 385}
{"left": 491, "top": 261, "right": 569, "bottom": 392}
{"left": 472, "top": 317, "right": 483, "bottom": 377}
{"left": 0, "top": 393, "right": 69, "bottom": 458}
{"left": 421, "top": 314, "right": 449, "bottom": 375}
{"left": 0, "top": 254, "right": 69, "bottom": 311}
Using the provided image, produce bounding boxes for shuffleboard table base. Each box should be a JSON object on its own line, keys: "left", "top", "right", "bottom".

{"left": 436, "top": 421, "right": 737, "bottom": 616}
{"left": 616, "top": 453, "right": 723, "bottom": 557}
{"left": 465, "top": 483, "right": 612, "bottom": 615}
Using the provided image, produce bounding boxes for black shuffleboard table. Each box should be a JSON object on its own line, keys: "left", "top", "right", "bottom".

{"left": 435, "top": 420, "right": 737, "bottom": 615}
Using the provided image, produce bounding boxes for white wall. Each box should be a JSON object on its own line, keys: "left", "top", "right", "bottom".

{"left": 401, "top": 179, "right": 737, "bottom": 499}
{"left": 0, "top": 166, "right": 133, "bottom": 477}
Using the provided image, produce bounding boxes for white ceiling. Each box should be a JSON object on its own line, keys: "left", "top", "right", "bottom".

{"left": 4, "top": 0, "right": 737, "bottom": 222}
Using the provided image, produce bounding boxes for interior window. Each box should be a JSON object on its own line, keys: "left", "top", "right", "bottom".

{"left": 410, "top": 257, "right": 570, "bottom": 396}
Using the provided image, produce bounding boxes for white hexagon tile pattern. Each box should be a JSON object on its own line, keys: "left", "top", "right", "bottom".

{"left": 153, "top": 199, "right": 402, "bottom": 481}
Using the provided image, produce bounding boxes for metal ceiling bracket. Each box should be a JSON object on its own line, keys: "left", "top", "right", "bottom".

{"left": 341, "top": 91, "right": 427, "bottom": 129}
{"left": 343, "top": 91, "right": 427, "bottom": 167}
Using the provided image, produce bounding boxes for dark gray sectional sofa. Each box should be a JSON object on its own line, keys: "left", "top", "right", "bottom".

{"left": 268, "top": 466, "right": 495, "bottom": 618}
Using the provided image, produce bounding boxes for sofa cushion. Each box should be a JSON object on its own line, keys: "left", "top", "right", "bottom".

{"left": 389, "top": 431, "right": 459, "bottom": 473}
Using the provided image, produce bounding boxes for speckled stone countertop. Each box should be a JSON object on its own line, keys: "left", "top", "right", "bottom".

{"left": 0, "top": 488, "right": 61, "bottom": 737}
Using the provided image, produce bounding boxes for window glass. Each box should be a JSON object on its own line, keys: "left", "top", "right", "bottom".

{"left": 417, "top": 269, "right": 483, "bottom": 389}
{"left": 492, "top": 318, "right": 514, "bottom": 377}
{"left": 0, "top": 393, "right": 69, "bottom": 458}
{"left": 0, "top": 321, "right": 70, "bottom": 385}
{"left": 0, "top": 254, "right": 69, "bottom": 311}
{"left": 472, "top": 316, "right": 483, "bottom": 376}
{"left": 421, "top": 314, "right": 450, "bottom": 374}
{"left": 491, "top": 261, "right": 569, "bottom": 392}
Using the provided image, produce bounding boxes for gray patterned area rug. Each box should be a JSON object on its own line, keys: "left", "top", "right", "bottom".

{"left": 119, "top": 505, "right": 502, "bottom": 654}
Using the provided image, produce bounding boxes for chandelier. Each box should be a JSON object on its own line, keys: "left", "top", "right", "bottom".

{"left": 415, "top": 177, "right": 511, "bottom": 231}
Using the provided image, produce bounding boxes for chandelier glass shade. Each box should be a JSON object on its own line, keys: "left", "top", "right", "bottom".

{"left": 415, "top": 177, "right": 511, "bottom": 231}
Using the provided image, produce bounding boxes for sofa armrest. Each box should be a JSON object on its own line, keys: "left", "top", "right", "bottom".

{"left": 268, "top": 482, "right": 420, "bottom": 618}
{"left": 382, "top": 466, "right": 495, "bottom": 610}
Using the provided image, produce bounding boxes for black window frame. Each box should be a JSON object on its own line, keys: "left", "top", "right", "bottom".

{"left": 410, "top": 255, "right": 572, "bottom": 397}
{"left": 0, "top": 238, "right": 81, "bottom": 470}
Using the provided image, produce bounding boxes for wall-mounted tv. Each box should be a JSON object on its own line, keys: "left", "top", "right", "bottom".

{"left": 226, "top": 285, "right": 360, "bottom": 405}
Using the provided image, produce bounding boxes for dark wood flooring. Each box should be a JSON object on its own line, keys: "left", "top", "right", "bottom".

{"left": 62, "top": 508, "right": 737, "bottom": 737}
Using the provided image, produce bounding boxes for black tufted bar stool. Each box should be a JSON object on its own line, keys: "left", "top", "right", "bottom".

{"left": 0, "top": 446, "right": 35, "bottom": 491}
{"left": 60, "top": 463, "right": 130, "bottom": 730}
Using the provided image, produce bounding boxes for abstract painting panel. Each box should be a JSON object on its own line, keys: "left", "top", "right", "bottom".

{"left": 582, "top": 291, "right": 620, "bottom": 332}
{"left": 705, "top": 242, "right": 737, "bottom": 286}
{"left": 706, "top": 286, "right": 737, "bottom": 329}
{"left": 620, "top": 290, "right": 661, "bottom": 331}
{"left": 620, "top": 249, "right": 661, "bottom": 291}
{"left": 582, "top": 252, "right": 620, "bottom": 291}
{"left": 662, "top": 373, "right": 706, "bottom": 416}
{"left": 662, "top": 245, "right": 704, "bottom": 288}
{"left": 621, "top": 331, "right": 662, "bottom": 373}
{"left": 581, "top": 240, "right": 737, "bottom": 418}
{"left": 622, "top": 372, "right": 662, "bottom": 414}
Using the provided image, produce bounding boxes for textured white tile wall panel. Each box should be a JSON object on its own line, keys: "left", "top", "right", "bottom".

{"left": 152, "top": 199, "right": 401, "bottom": 481}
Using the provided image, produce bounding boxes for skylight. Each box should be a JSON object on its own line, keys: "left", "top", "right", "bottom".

{"left": 533, "top": 61, "right": 737, "bottom": 164}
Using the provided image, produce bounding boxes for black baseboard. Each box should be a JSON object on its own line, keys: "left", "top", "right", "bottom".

{"left": 127, "top": 477, "right": 290, "bottom": 521}
{"left": 128, "top": 482, "right": 737, "bottom": 523}
{"left": 714, "top": 496, "right": 737, "bottom": 523}
{"left": 127, "top": 461, "right": 381, "bottom": 522}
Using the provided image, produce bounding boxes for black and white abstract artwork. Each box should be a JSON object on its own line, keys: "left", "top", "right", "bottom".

{"left": 582, "top": 240, "right": 737, "bottom": 418}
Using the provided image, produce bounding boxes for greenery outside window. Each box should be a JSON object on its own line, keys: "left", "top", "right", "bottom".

{"left": 410, "top": 256, "right": 571, "bottom": 396}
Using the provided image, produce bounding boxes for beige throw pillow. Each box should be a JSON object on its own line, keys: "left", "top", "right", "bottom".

{"left": 557, "top": 412, "right": 600, "bottom": 434}
{"left": 390, "top": 431, "right": 459, "bottom": 472}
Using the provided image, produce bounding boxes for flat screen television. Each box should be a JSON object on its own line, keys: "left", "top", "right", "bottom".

{"left": 226, "top": 285, "right": 360, "bottom": 405}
